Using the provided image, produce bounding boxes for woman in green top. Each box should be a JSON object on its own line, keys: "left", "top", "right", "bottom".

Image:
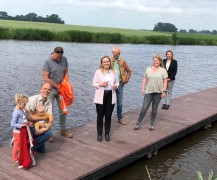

{"left": 134, "top": 55, "right": 168, "bottom": 130}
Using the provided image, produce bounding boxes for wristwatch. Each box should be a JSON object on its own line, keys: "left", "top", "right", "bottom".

{"left": 163, "top": 91, "right": 166, "bottom": 93}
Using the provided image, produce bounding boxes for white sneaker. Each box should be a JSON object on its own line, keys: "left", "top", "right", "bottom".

{"left": 149, "top": 124, "right": 154, "bottom": 130}
{"left": 134, "top": 122, "right": 141, "bottom": 130}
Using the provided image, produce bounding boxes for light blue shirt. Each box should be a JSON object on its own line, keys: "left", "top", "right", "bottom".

{"left": 11, "top": 109, "right": 27, "bottom": 130}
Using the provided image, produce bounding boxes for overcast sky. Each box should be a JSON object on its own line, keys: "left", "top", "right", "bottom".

{"left": 1, "top": 0, "right": 217, "bottom": 31}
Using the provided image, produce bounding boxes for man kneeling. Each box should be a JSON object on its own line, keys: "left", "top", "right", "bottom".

{"left": 26, "top": 82, "right": 53, "bottom": 153}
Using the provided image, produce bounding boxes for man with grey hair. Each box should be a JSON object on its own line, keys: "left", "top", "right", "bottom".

{"left": 42, "top": 47, "right": 73, "bottom": 141}
{"left": 111, "top": 47, "right": 131, "bottom": 125}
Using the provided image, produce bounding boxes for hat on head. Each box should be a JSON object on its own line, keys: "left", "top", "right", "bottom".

{"left": 54, "top": 47, "right": 64, "bottom": 53}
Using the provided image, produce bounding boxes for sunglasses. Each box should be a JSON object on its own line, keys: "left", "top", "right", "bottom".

{"left": 55, "top": 51, "right": 64, "bottom": 54}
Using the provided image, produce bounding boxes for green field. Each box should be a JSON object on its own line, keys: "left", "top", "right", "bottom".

{"left": 0, "top": 19, "right": 168, "bottom": 36}
{"left": 0, "top": 19, "right": 217, "bottom": 45}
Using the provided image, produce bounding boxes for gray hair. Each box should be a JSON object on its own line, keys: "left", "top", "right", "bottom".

{"left": 112, "top": 46, "right": 120, "bottom": 52}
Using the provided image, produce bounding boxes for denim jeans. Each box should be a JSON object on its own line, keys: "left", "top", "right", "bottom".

{"left": 162, "top": 80, "right": 175, "bottom": 105}
{"left": 30, "top": 127, "right": 52, "bottom": 153}
{"left": 137, "top": 93, "right": 161, "bottom": 125}
{"left": 49, "top": 88, "right": 66, "bottom": 129}
{"left": 115, "top": 85, "right": 123, "bottom": 120}
{"left": 96, "top": 90, "right": 115, "bottom": 136}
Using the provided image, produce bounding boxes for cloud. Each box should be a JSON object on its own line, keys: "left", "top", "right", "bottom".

{"left": 1, "top": 0, "right": 217, "bottom": 30}
{"left": 47, "top": 0, "right": 184, "bottom": 14}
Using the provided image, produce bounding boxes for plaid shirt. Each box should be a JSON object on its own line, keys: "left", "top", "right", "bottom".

{"left": 26, "top": 94, "right": 52, "bottom": 115}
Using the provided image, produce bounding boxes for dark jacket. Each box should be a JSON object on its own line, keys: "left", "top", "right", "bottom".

{"left": 163, "top": 59, "right": 177, "bottom": 80}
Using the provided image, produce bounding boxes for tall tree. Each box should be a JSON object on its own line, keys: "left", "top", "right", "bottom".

{"left": 153, "top": 22, "right": 178, "bottom": 32}
{"left": 0, "top": 11, "right": 65, "bottom": 24}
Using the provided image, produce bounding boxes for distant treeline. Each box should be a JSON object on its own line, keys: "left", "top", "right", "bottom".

{"left": 1, "top": 26, "right": 217, "bottom": 45}
{"left": 0, "top": 11, "right": 64, "bottom": 24}
{"left": 154, "top": 22, "right": 217, "bottom": 35}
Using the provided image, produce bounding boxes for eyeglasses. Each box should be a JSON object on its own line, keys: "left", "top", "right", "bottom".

{"left": 55, "top": 51, "right": 64, "bottom": 55}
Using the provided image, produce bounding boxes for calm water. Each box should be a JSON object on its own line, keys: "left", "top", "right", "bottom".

{"left": 1, "top": 40, "right": 217, "bottom": 179}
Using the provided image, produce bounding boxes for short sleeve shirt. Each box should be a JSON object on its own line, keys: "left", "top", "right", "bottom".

{"left": 26, "top": 94, "right": 52, "bottom": 115}
{"left": 113, "top": 59, "right": 121, "bottom": 82}
{"left": 42, "top": 55, "right": 68, "bottom": 85}
{"left": 145, "top": 66, "right": 168, "bottom": 94}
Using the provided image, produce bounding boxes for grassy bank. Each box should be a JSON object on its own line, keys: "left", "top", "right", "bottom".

{"left": 1, "top": 19, "right": 217, "bottom": 45}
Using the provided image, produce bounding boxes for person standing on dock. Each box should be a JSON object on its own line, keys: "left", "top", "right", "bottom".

{"left": 11, "top": 94, "right": 28, "bottom": 166}
{"left": 134, "top": 55, "right": 168, "bottom": 131}
{"left": 93, "top": 56, "right": 119, "bottom": 142}
{"left": 111, "top": 47, "right": 131, "bottom": 125}
{"left": 161, "top": 50, "right": 178, "bottom": 110}
{"left": 42, "top": 47, "right": 73, "bottom": 142}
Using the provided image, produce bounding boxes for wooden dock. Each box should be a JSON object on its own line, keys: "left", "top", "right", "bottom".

{"left": 1, "top": 87, "right": 217, "bottom": 180}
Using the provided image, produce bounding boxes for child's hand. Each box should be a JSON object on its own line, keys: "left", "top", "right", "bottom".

{"left": 21, "top": 123, "right": 27, "bottom": 127}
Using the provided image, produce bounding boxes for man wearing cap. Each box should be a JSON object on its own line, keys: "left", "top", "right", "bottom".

{"left": 111, "top": 46, "right": 131, "bottom": 125}
{"left": 42, "top": 47, "right": 73, "bottom": 141}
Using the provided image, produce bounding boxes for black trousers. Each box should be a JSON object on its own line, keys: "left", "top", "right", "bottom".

{"left": 96, "top": 90, "right": 115, "bottom": 136}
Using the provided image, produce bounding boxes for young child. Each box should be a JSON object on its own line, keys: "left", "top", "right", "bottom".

{"left": 11, "top": 93, "right": 28, "bottom": 166}
{"left": 34, "top": 104, "right": 53, "bottom": 133}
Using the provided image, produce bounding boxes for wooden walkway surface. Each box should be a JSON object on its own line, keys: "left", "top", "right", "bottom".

{"left": 1, "top": 87, "right": 217, "bottom": 180}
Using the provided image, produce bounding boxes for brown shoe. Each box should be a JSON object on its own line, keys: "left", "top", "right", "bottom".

{"left": 60, "top": 129, "right": 73, "bottom": 138}
{"left": 48, "top": 136, "right": 55, "bottom": 143}
{"left": 118, "top": 119, "right": 126, "bottom": 125}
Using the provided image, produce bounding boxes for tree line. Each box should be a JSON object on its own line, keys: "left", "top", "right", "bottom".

{"left": 153, "top": 22, "right": 217, "bottom": 35}
{"left": 0, "top": 11, "right": 64, "bottom": 24}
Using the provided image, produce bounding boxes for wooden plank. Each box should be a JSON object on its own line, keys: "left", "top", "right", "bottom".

{"left": 0, "top": 150, "right": 44, "bottom": 180}
{"left": 1, "top": 87, "right": 217, "bottom": 179}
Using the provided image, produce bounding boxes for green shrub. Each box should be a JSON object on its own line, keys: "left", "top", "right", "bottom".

{"left": 0, "top": 26, "right": 9, "bottom": 39}
{"left": 66, "top": 30, "right": 92, "bottom": 42}
{"left": 11, "top": 28, "right": 54, "bottom": 41}
{"left": 146, "top": 35, "right": 171, "bottom": 44}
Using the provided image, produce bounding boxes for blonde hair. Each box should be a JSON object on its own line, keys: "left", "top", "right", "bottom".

{"left": 153, "top": 54, "right": 164, "bottom": 68}
{"left": 100, "top": 56, "right": 115, "bottom": 73}
{"left": 15, "top": 93, "right": 28, "bottom": 105}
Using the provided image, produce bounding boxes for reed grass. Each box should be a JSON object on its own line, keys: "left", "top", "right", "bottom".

{"left": 197, "top": 169, "right": 217, "bottom": 180}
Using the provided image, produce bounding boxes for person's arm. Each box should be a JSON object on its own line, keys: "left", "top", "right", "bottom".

{"left": 11, "top": 111, "right": 23, "bottom": 129}
{"left": 92, "top": 70, "right": 108, "bottom": 88}
{"left": 64, "top": 67, "right": 69, "bottom": 78}
{"left": 112, "top": 72, "right": 119, "bottom": 90}
{"left": 43, "top": 71, "right": 59, "bottom": 89}
{"left": 141, "top": 77, "right": 147, "bottom": 95}
{"left": 28, "top": 110, "right": 49, "bottom": 122}
{"left": 161, "top": 78, "right": 168, "bottom": 98}
{"left": 44, "top": 112, "right": 53, "bottom": 129}
{"left": 125, "top": 61, "right": 132, "bottom": 84}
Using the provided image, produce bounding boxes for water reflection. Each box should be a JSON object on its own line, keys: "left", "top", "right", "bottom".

{"left": 105, "top": 122, "right": 217, "bottom": 179}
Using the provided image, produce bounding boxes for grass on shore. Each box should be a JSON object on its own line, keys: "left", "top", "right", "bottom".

{"left": 1, "top": 19, "right": 217, "bottom": 45}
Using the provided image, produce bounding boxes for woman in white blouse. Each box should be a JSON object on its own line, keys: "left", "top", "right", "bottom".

{"left": 93, "top": 56, "right": 119, "bottom": 142}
